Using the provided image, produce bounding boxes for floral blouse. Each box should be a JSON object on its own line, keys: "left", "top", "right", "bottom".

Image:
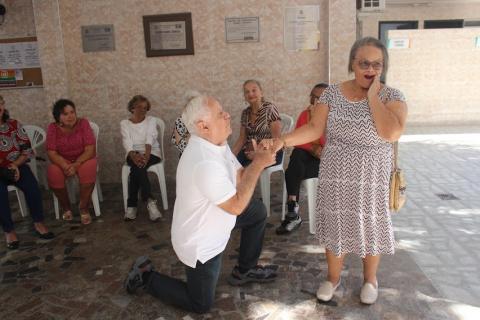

{"left": 171, "top": 117, "right": 189, "bottom": 155}
{"left": 240, "top": 101, "right": 281, "bottom": 149}
{"left": 0, "top": 119, "right": 34, "bottom": 168}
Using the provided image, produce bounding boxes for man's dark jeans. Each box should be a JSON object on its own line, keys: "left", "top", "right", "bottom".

{"left": 144, "top": 199, "right": 267, "bottom": 313}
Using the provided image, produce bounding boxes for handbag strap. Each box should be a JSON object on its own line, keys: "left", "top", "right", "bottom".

{"left": 393, "top": 141, "right": 399, "bottom": 170}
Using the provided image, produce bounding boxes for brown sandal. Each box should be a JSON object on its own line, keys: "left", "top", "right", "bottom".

{"left": 62, "top": 210, "right": 73, "bottom": 221}
{"left": 80, "top": 210, "right": 92, "bottom": 225}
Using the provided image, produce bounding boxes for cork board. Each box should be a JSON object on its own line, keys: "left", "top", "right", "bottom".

{"left": 0, "top": 37, "right": 43, "bottom": 87}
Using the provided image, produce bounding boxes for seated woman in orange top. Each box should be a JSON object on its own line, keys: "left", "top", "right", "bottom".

{"left": 276, "top": 83, "right": 328, "bottom": 235}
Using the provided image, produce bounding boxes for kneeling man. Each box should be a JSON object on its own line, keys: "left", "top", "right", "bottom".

{"left": 125, "top": 94, "right": 277, "bottom": 313}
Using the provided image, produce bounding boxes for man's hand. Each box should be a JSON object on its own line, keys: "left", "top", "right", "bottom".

{"left": 260, "top": 138, "right": 284, "bottom": 153}
{"left": 250, "top": 140, "right": 276, "bottom": 168}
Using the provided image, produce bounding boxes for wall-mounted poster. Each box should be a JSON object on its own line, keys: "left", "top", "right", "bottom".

{"left": 81, "top": 25, "right": 115, "bottom": 52}
{"left": 143, "top": 12, "right": 194, "bottom": 57}
{"left": 225, "top": 17, "right": 259, "bottom": 43}
{"left": 0, "top": 42, "right": 40, "bottom": 69}
{"left": 284, "top": 6, "right": 320, "bottom": 52}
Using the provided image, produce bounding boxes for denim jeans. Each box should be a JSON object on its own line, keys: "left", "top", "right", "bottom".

{"left": 0, "top": 164, "right": 45, "bottom": 232}
{"left": 144, "top": 199, "right": 267, "bottom": 313}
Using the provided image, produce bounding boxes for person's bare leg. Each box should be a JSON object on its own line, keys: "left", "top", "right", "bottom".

{"left": 79, "top": 183, "right": 95, "bottom": 224}
{"left": 5, "top": 230, "right": 18, "bottom": 243}
{"left": 362, "top": 255, "right": 380, "bottom": 286}
{"left": 287, "top": 195, "right": 297, "bottom": 202}
{"left": 326, "top": 249, "right": 345, "bottom": 285}
{"left": 51, "top": 188, "right": 72, "bottom": 212}
{"left": 34, "top": 222, "right": 49, "bottom": 234}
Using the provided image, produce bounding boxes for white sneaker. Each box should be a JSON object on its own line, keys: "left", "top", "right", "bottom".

{"left": 360, "top": 281, "right": 378, "bottom": 304}
{"left": 147, "top": 199, "right": 162, "bottom": 221}
{"left": 316, "top": 279, "right": 341, "bottom": 302}
{"left": 124, "top": 207, "right": 137, "bottom": 221}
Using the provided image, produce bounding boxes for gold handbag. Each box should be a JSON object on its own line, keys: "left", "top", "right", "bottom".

{"left": 389, "top": 142, "right": 406, "bottom": 212}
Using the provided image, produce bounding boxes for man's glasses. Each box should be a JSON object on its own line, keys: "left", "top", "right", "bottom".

{"left": 357, "top": 60, "right": 383, "bottom": 71}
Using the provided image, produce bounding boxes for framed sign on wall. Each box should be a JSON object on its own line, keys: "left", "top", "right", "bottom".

{"left": 143, "top": 12, "right": 194, "bottom": 57}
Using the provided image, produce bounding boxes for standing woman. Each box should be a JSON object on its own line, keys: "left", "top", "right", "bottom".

{"left": 120, "top": 95, "right": 162, "bottom": 222}
{"left": 0, "top": 96, "right": 54, "bottom": 249}
{"left": 232, "top": 80, "right": 282, "bottom": 166}
{"left": 272, "top": 37, "right": 408, "bottom": 304}
{"left": 46, "top": 99, "right": 97, "bottom": 225}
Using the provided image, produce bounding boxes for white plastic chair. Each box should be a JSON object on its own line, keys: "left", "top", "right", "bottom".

{"left": 260, "top": 113, "right": 294, "bottom": 217}
{"left": 7, "top": 186, "right": 29, "bottom": 217}
{"left": 7, "top": 125, "right": 47, "bottom": 218}
{"left": 122, "top": 117, "right": 168, "bottom": 214}
{"left": 52, "top": 120, "right": 102, "bottom": 219}
{"left": 23, "top": 125, "right": 47, "bottom": 189}
{"left": 302, "top": 177, "right": 318, "bottom": 234}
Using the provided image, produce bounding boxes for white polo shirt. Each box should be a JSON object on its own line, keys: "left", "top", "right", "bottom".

{"left": 171, "top": 135, "right": 242, "bottom": 268}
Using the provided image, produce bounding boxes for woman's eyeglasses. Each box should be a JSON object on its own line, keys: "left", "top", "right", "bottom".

{"left": 357, "top": 60, "right": 383, "bottom": 71}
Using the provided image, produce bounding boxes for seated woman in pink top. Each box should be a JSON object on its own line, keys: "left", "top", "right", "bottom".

{"left": 46, "top": 99, "right": 97, "bottom": 225}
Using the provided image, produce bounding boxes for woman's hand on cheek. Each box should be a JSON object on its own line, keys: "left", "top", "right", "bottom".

{"left": 368, "top": 74, "right": 381, "bottom": 99}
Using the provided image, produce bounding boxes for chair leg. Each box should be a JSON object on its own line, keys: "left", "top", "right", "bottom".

{"left": 91, "top": 184, "right": 101, "bottom": 217}
{"left": 96, "top": 178, "right": 103, "bottom": 202}
{"left": 53, "top": 194, "right": 60, "bottom": 220}
{"left": 305, "top": 179, "right": 318, "bottom": 235}
{"left": 15, "top": 189, "right": 29, "bottom": 218}
{"left": 260, "top": 172, "right": 271, "bottom": 217}
{"left": 281, "top": 180, "right": 287, "bottom": 220}
{"left": 121, "top": 166, "right": 129, "bottom": 214}
{"left": 156, "top": 167, "right": 168, "bottom": 211}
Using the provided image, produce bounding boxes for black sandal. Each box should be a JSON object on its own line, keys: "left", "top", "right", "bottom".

{"left": 6, "top": 240, "right": 19, "bottom": 250}
{"left": 34, "top": 230, "right": 55, "bottom": 240}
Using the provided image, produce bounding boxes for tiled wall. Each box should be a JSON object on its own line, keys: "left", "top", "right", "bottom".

{"left": 22, "top": 0, "right": 331, "bottom": 183}
{"left": 328, "top": 0, "right": 356, "bottom": 84}
{"left": 388, "top": 28, "right": 480, "bottom": 125}
{"left": 0, "top": 0, "right": 46, "bottom": 129}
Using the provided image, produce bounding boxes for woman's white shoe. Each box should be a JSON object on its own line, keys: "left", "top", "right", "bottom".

{"left": 316, "top": 279, "right": 341, "bottom": 301}
{"left": 360, "top": 281, "right": 378, "bottom": 304}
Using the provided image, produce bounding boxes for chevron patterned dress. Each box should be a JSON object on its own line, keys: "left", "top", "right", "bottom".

{"left": 315, "top": 84, "right": 405, "bottom": 257}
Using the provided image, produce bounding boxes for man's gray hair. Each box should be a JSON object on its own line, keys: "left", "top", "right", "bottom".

{"left": 181, "top": 91, "right": 211, "bottom": 134}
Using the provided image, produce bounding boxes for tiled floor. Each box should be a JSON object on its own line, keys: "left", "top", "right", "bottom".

{"left": 1, "top": 127, "right": 480, "bottom": 319}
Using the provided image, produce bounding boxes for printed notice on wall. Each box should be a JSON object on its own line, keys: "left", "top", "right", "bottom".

{"left": 150, "top": 21, "right": 187, "bottom": 50}
{"left": 284, "top": 6, "right": 320, "bottom": 52}
{"left": 82, "top": 25, "right": 115, "bottom": 52}
{"left": 0, "top": 42, "right": 41, "bottom": 69}
{"left": 225, "top": 17, "right": 259, "bottom": 43}
{"left": 387, "top": 38, "right": 410, "bottom": 49}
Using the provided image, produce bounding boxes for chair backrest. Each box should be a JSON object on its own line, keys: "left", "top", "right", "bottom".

{"left": 88, "top": 121, "right": 100, "bottom": 151}
{"left": 153, "top": 117, "right": 165, "bottom": 160}
{"left": 280, "top": 113, "right": 294, "bottom": 135}
{"left": 22, "top": 125, "right": 47, "bottom": 180}
{"left": 23, "top": 125, "right": 46, "bottom": 149}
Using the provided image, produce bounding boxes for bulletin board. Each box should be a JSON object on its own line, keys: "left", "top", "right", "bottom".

{"left": 0, "top": 37, "right": 43, "bottom": 88}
